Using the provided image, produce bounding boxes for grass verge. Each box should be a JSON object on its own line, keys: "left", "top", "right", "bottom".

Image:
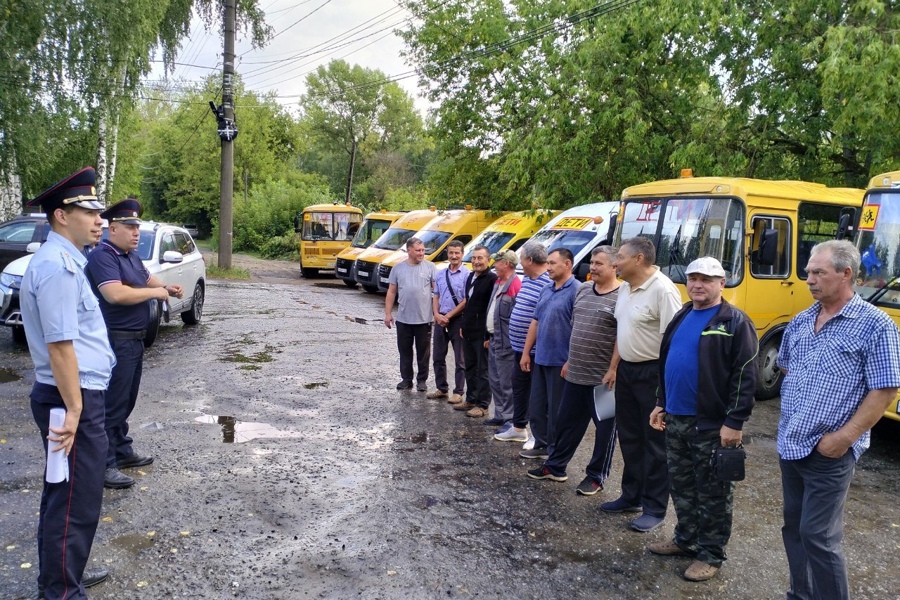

{"left": 207, "top": 264, "right": 251, "bottom": 280}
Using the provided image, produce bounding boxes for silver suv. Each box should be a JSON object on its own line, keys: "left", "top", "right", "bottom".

{"left": 0, "top": 222, "right": 206, "bottom": 346}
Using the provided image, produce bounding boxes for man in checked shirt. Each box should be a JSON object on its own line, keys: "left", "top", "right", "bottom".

{"left": 777, "top": 240, "right": 900, "bottom": 600}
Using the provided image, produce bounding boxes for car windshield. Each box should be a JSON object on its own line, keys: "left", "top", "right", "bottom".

{"left": 463, "top": 231, "right": 515, "bottom": 261}
{"left": 618, "top": 197, "right": 744, "bottom": 286}
{"left": 301, "top": 211, "right": 362, "bottom": 241}
{"left": 856, "top": 190, "right": 900, "bottom": 309}
{"left": 351, "top": 219, "right": 393, "bottom": 249}
{"left": 373, "top": 227, "right": 417, "bottom": 250}
{"left": 415, "top": 230, "right": 453, "bottom": 256}
{"left": 100, "top": 229, "right": 155, "bottom": 261}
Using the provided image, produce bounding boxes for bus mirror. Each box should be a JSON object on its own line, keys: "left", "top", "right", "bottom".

{"left": 836, "top": 208, "right": 856, "bottom": 240}
{"left": 754, "top": 229, "right": 779, "bottom": 266}
{"left": 293, "top": 215, "right": 301, "bottom": 233}
{"left": 576, "top": 262, "right": 591, "bottom": 282}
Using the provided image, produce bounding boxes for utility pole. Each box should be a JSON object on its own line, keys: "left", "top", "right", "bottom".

{"left": 217, "top": 0, "right": 236, "bottom": 269}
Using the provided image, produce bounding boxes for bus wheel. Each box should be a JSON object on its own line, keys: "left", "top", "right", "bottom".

{"left": 301, "top": 267, "right": 319, "bottom": 279}
{"left": 755, "top": 337, "right": 784, "bottom": 400}
{"left": 362, "top": 285, "right": 378, "bottom": 294}
{"left": 342, "top": 279, "right": 358, "bottom": 288}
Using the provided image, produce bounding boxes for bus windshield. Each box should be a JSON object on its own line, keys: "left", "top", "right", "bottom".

{"left": 373, "top": 227, "right": 417, "bottom": 251}
{"left": 856, "top": 191, "right": 900, "bottom": 309}
{"left": 351, "top": 219, "right": 393, "bottom": 249}
{"left": 301, "top": 211, "right": 362, "bottom": 241}
{"left": 416, "top": 230, "right": 453, "bottom": 255}
{"left": 618, "top": 197, "right": 744, "bottom": 286}
{"left": 528, "top": 229, "right": 596, "bottom": 256}
{"left": 463, "top": 231, "right": 515, "bottom": 261}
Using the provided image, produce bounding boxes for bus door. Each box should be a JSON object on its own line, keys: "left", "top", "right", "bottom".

{"left": 746, "top": 210, "right": 794, "bottom": 331}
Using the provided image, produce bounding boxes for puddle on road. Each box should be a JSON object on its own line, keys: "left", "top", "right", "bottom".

{"left": 344, "top": 316, "right": 370, "bottom": 325}
{"left": 194, "top": 414, "right": 302, "bottom": 443}
{"left": 0, "top": 368, "right": 22, "bottom": 383}
{"left": 303, "top": 382, "right": 328, "bottom": 389}
{"left": 219, "top": 343, "right": 280, "bottom": 366}
{"left": 336, "top": 475, "right": 377, "bottom": 488}
{"left": 110, "top": 533, "right": 155, "bottom": 554}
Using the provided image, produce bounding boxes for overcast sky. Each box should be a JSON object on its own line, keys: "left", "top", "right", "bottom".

{"left": 147, "top": 0, "right": 430, "bottom": 114}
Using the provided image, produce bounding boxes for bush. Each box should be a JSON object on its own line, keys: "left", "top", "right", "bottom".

{"left": 259, "top": 234, "right": 298, "bottom": 259}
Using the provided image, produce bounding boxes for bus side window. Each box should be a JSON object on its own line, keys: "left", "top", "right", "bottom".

{"left": 796, "top": 203, "right": 844, "bottom": 279}
{"left": 750, "top": 216, "right": 791, "bottom": 278}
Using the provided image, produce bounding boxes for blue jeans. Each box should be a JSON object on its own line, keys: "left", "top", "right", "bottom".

{"left": 780, "top": 450, "right": 855, "bottom": 600}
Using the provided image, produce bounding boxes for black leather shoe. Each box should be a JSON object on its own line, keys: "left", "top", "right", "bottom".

{"left": 83, "top": 567, "right": 109, "bottom": 588}
{"left": 396, "top": 380, "right": 413, "bottom": 390}
{"left": 104, "top": 467, "right": 135, "bottom": 489}
{"left": 116, "top": 453, "right": 154, "bottom": 469}
{"left": 36, "top": 568, "right": 108, "bottom": 598}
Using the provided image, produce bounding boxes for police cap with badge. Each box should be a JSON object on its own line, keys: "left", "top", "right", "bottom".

{"left": 27, "top": 166, "right": 105, "bottom": 212}
{"left": 101, "top": 198, "right": 143, "bottom": 225}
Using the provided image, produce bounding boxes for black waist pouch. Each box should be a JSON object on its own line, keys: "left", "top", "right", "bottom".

{"left": 711, "top": 445, "right": 746, "bottom": 481}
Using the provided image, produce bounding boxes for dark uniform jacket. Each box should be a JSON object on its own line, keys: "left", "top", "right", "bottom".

{"left": 460, "top": 270, "right": 498, "bottom": 339}
{"left": 657, "top": 299, "right": 759, "bottom": 432}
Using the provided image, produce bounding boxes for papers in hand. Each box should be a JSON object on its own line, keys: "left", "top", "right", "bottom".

{"left": 46, "top": 408, "right": 69, "bottom": 483}
{"left": 593, "top": 385, "right": 616, "bottom": 422}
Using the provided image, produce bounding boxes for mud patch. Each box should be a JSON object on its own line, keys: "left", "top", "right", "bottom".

{"left": 0, "top": 368, "right": 22, "bottom": 383}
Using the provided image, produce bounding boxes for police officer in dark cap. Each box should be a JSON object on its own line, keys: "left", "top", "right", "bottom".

{"left": 20, "top": 167, "right": 116, "bottom": 598}
{"left": 86, "top": 198, "right": 183, "bottom": 489}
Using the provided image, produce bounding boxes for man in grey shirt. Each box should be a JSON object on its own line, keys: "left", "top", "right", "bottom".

{"left": 385, "top": 237, "right": 437, "bottom": 391}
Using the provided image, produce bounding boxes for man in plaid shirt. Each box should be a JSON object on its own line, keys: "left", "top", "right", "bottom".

{"left": 777, "top": 240, "right": 900, "bottom": 600}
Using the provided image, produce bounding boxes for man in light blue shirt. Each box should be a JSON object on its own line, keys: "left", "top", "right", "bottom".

{"left": 429, "top": 240, "right": 469, "bottom": 402}
{"left": 21, "top": 167, "right": 115, "bottom": 599}
{"left": 777, "top": 240, "right": 900, "bottom": 600}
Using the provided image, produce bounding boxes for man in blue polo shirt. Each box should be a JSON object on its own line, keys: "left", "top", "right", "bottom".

{"left": 86, "top": 199, "right": 182, "bottom": 490}
{"left": 520, "top": 248, "right": 578, "bottom": 459}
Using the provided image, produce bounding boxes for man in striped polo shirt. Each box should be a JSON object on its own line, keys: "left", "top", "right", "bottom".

{"left": 526, "top": 246, "right": 620, "bottom": 495}
{"left": 494, "top": 242, "right": 550, "bottom": 443}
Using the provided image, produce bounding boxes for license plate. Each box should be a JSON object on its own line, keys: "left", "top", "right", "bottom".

{"left": 380, "top": 277, "right": 390, "bottom": 284}
{"left": 358, "top": 271, "right": 369, "bottom": 277}
{"left": 336, "top": 267, "right": 347, "bottom": 274}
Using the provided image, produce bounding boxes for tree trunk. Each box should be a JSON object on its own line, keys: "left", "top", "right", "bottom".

{"left": 96, "top": 115, "right": 109, "bottom": 203}
{"left": 0, "top": 163, "right": 23, "bottom": 220}
{"left": 344, "top": 140, "right": 357, "bottom": 204}
{"left": 107, "top": 109, "right": 121, "bottom": 200}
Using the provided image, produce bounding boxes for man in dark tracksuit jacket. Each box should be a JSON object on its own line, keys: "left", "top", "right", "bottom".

{"left": 456, "top": 245, "right": 498, "bottom": 417}
{"left": 648, "top": 257, "right": 758, "bottom": 583}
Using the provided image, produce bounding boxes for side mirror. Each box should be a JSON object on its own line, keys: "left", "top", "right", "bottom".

{"left": 162, "top": 250, "right": 183, "bottom": 264}
{"left": 26, "top": 242, "right": 41, "bottom": 253}
{"left": 836, "top": 208, "right": 856, "bottom": 240}
{"left": 293, "top": 215, "right": 301, "bottom": 233}
{"left": 754, "top": 229, "right": 779, "bottom": 266}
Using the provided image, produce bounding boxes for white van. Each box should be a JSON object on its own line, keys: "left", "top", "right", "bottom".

{"left": 519, "top": 202, "right": 620, "bottom": 281}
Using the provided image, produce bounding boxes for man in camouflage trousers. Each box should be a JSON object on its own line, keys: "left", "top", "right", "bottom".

{"left": 649, "top": 257, "right": 758, "bottom": 581}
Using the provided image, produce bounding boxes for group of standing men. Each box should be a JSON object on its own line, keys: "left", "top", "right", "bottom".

{"left": 21, "top": 167, "right": 182, "bottom": 598}
{"left": 385, "top": 230, "right": 900, "bottom": 593}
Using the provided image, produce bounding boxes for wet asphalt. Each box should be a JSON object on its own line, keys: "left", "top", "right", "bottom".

{"left": 1, "top": 261, "right": 899, "bottom": 599}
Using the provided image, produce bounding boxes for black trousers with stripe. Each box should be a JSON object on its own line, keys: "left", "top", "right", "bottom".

{"left": 31, "top": 382, "right": 107, "bottom": 600}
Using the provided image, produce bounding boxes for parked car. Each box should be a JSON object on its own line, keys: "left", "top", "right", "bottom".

{"left": 182, "top": 224, "right": 200, "bottom": 238}
{"left": 1, "top": 221, "right": 206, "bottom": 346}
{"left": 0, "top": 213, "right": 49, "bottom": 271}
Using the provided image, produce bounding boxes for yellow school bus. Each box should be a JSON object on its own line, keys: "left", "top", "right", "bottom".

{"left": 335, "top": 210, "right": 405, "bottom": 288}
{"left": 376, "top": 208, "right": 504, "bottom": 292}
{"left": 354, "top": 209, "right": 438, "bottom": 293}
{"left": 616, "top": 172, "right": 864, "bottom": 399}
{"left": 294, "top": 203, "right": 363, "bottom": 278}
{"left": 854, "top": 171, "right": 900, "bottom": 421}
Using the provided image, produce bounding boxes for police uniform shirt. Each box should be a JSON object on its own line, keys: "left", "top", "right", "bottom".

{"left": 85, "top": 240, "right": 153, "bottom": 331}
{"left": 21, "top": 231, "right": 115, "bottom": 390}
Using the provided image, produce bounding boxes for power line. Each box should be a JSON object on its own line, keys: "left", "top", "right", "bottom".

{"left": 267, "top": 0, "right": 333, "bottom": 42}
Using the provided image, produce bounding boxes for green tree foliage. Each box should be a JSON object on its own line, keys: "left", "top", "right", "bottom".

{"left": 117, "top": 75, "right": 330, "bottom": 256}
{"left": 401, "top": 0, "right": 900, "bottom": 205}
{"left": 0, "top": 0, "right": 269, "bottom": 200}
{"left": 298, "top": 60, "right": 431, "bottom": 206}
